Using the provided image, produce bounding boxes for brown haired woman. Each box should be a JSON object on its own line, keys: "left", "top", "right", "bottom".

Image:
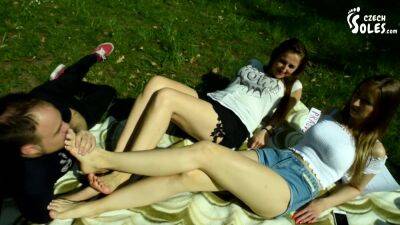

{"left": 47, "top": 76, "right": 400, "bottom": 219}
{"left": 72, "top": 38, "right": 308, "bottom": 195}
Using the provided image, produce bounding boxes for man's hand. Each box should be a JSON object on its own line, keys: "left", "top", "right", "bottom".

{"left": 248, "top": 129, "right": 269, "bottom": 149}
{"left": 292, "top": 198, "right": 326, "bottom": 224}
{"left": 73, "top": 130, "right": 96, "bottom": 155}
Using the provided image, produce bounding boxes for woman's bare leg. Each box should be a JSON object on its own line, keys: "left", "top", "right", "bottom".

{"left": 49, "top": 169, "right": 222, "bottom": 219}
{"left": 93, "top": 88, "right": 220, "bottom": 194}
{"left": 90, "top": 76, "right": 200, "bottom": 193}
{"left": 50, "top": 151, "right": 260, "bottom": 218}
{"left": 130, "top": 88, "right": 220, "bottom": 150}
{"left": 113, "top": 76, "right": 198, "bottom": 153}
{"left": 59, "top": 138, "right": 291, "bottom": 219}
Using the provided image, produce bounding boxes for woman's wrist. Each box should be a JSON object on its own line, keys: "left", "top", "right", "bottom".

{"left": 261, "top": 125, "right": 274, "bottom": 135}
{"left": 315, "top": 197, "right": 329, "bottom": 210}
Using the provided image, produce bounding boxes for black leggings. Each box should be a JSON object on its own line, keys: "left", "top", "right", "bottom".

{"left": 30, "top": 54, "right": 116, "bottom": 128}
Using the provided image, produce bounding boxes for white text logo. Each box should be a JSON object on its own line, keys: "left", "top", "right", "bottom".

{"left": 347, "top": 7, "right": 397, "bottom": 34}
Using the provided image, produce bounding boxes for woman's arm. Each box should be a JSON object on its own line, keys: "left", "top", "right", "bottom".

{"left": 248, "top": 89, "right": 302, "bottom": 149}
{"left": 292, "top": 174, "right": 374, "bottom": 224}
{"left": 293, "top": 141, "right": 386, "bottom": 224}
{"left": 289, "top": 89, "right": 302, "bottom": 107}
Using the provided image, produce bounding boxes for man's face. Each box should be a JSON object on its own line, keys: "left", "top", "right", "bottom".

{"left": 31, "top": 104, "right": 70, "bottom": 156}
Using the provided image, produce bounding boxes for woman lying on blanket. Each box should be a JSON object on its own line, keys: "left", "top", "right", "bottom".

{"left": 76, "top": 38, "right": 308, "bottom": 195}
{"left": 48, "top": 76, "right": 400, "bottom": 219}
{"left": 291, "top": 79, "right": 400, "bottom": 223}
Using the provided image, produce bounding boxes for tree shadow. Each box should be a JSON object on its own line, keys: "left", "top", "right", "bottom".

{"left": 195, "top": 71, "right": 231, "bottom": 97}
{"left": 235, "top": 0, "right": 400, "bottom": 75}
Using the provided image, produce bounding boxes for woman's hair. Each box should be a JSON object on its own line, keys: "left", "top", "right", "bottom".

{"left": 264, "top": 38, "right": 308, "bottom": 126}
{"left": 341, "top": 76, "right": 400, "bottom": 184}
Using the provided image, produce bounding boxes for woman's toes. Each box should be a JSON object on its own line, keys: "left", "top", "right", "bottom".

{"left": 88, "top": 173, "right": 95, "bottom": 184}
{"left": 48, "top": 203, "right": 60, "bottom": 212}
{"left": 49, "top": 210, "right": 58, "bottom": 219}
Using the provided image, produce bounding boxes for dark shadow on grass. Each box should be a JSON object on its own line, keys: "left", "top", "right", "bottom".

{"left": 195, "top": 71, "right": 231, "bottom": 96}
{"left": 234, "top": 0, "right": 400, "bottom": 75}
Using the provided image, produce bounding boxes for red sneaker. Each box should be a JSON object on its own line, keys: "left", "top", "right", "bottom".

{"left": 49, "top": 64, "right": 66, "bottom": 80}
{"left": 93, "top": 42, "right": 114, "bottom": 62}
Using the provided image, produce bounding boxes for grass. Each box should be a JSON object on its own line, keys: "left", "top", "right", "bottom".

{"left": 0, "top": 0, "right": 399, "bottom": 178}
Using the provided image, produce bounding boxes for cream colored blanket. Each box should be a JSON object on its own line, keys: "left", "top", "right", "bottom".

{"left": 49, "top": 102, "right": 400, "bottom": 225}
{"left": 51, "top": 171, "right": 400, "bottom": 225}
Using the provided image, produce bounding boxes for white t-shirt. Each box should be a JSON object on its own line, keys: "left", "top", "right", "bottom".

{"left": 207, "top": 59, "right": 302, "bottom": 134}
{"left": 292, "top": 116, "right": 356, "bottom": 189}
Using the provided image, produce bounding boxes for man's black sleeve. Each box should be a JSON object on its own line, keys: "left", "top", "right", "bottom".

{"left": 15, "top": 190, "right": 53, "bottom": 223}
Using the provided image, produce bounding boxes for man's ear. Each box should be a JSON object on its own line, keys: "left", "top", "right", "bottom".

{"left": 20, "top": 144, "right": 43, "bottom": 158}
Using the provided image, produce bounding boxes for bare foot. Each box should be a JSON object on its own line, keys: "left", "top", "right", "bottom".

{"left": 89, "top": 172, "right": 131, "bottom": 194}
{"left": 48, "top": 199, "right": 97, "bottom": 219}
{"left": 65, "top": 129, "right": 108, "bottom": 174}
{"left": 59, "top": 185, "right": 100, "bottom": 202}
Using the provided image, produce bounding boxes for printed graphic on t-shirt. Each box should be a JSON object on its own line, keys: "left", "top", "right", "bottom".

{"left": 237, "top": 65, "right": 280, "bottom": 97}
{"left": 58, "top": 152, "right": 73, "bottom": 173}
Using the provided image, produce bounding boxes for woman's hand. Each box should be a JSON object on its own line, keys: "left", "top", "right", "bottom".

{"left": 292, "top": 198, "right": 327, "bottom": 224}
{"left": 248, "top": 129, "right": 269, "bottom": 149}
{"left": 74, "top": 130, "right": 96, "bottom": 156}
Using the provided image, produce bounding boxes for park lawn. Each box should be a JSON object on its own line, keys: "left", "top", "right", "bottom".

{"left": 0, "top": 0, "right": 399, "bottom": 178}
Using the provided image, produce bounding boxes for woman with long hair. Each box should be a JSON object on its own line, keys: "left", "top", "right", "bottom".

{"left": 80, "top": 38, "right": 308, "bottom": 195}
{"left": 292, "top": 76, "right": 400, "bottom": 223}
{"left": 48, "top": 76, "right": 400, "bottom": 219}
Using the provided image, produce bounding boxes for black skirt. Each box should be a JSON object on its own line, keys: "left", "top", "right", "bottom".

{"left": 201, "top": 95, "right": 250, "bottom": 149}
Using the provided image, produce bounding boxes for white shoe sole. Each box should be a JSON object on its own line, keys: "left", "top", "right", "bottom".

{"left": 49, "top": 64, "right": 66, "bottom": 80}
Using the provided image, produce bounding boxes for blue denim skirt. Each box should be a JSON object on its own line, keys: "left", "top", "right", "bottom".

{"left": 255, "top": 148, "right": 320, "bottom": 214}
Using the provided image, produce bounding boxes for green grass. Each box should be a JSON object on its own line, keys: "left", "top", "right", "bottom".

{"left": 1, "top": 0, "right": 399, "bottom": 178}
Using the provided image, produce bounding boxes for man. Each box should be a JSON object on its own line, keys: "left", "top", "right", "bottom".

{"left": 0, "top": 43, "right": 116, "bottom": 223}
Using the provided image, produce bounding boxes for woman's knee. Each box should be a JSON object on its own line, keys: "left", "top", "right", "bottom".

{"left": 150, "top": 88, "right": 178, "bottom": 109}
{"left": 143, "top": 76, "right": 170, "bottom": 97}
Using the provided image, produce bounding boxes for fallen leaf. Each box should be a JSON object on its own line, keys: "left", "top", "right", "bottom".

{"left": 212, "top": 67, "right": 219, "bottom": 74}
{"left": 116, "top": 55, "right": 125, "bottom": 64}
